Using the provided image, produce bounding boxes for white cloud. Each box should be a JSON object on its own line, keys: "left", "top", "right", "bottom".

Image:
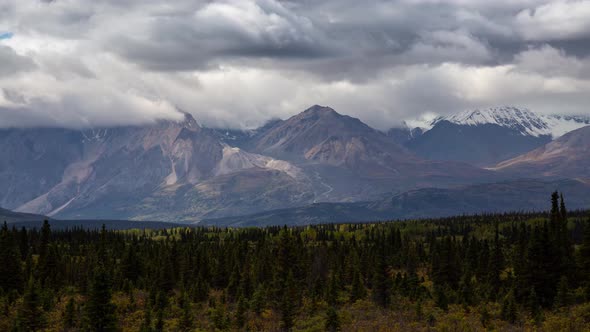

{"left": 516, "top": 1, "right": 590, "bottom": 40}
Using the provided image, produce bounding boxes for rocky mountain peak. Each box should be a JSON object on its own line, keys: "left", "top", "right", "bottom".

{"left": 301, "top": 105, "right": 339, "bottom": 117}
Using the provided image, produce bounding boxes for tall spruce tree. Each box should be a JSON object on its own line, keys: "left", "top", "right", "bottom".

{"left": 84, "top": 265, "right": 117, "bottom": 331}
{"left": 325, "top": 306, "right": 341, "bottom": 332}
{"left": 579, "top": 219, "right": 590, "bottom": 299}
{"left": 280, "top": 271, "right": 297, "bottom": 331}
{"left": 0, "top": 222, "right": 23, "bottom": 293}
{"left": 16, "top": 277, "right": 44, "bottom": 332}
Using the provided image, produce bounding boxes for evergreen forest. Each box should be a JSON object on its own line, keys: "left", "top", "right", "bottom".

{"left": 1, "top": 192, "right": 590, "bottom": 331}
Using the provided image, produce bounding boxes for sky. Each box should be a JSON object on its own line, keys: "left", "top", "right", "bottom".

{"left": 1, "top": 0, "right": 590, "bottom": 130}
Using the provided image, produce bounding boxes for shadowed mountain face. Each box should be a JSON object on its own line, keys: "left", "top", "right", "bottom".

{"left": 493, "top": 125, "right": 590, "bottom": 178}
{"left": 407, "top": 121, "right": 551, "bottom": 166}
{"left": 0, "top": 128, "right": 84, "bottom": 209}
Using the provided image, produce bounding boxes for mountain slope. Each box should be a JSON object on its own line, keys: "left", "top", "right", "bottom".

{"left": 493, "top": 125, "right": 590, "bottom": 178}
{"left": 407, "top": 120, "right": 551, "bottom": 166}
{"left": 10, "top": 113, "right": 312, "bottom": 221}
{"left": 0, "top": 128, "right": 84, "bottom": 209}
{"left": 249, "top": 105, "right": 414, "bottom": 170}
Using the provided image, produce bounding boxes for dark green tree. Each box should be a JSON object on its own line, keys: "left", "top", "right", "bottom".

{"left": 178, "top": 292, "right": 193, "bottom": 332}
{"left": 16, "top": 277, "right": 45, "bottom": 332}
{"left": 280, "top": 271, "right": 297, "bottom": 331}
{"left": 235, "top": 295, "right": 247, "bottom": 329}
{"left": 84, "top": 265, "right": 117, "bottom": 331}
{"left": 554, "top": 276, "right": 571, "bottom": 308}
{"left": 154, "top": 309, "right": 164, "bottom": 332}
{"left": 139, "top": 309, "right": 153, "bottom": 332}
{"left": 250, "top": 284, "right": 265, "bottom": 315}
{"left": 434, "top": 286, "right": 448, "bottom": 312}
{"left": 528, "top": 287, "right": 543, "bottom": 324}
{"left": 350, "top": 269, "right": 367, "bottom": 302}
{"left": 579, "top": 219, "right": 590, "bottom": 299}
{"left": 0, "top": 222, "right": 23, "bottom": 293}
{"left": 63, "top": 297, "right": 77, "bottom": 329}
{"left": 325, "top": 306, "right": 341, "bottom": 332}
{"left": 372, "top": 245, "right": 390, "bottom": 308}
{"left": 501, "top": 290, "right": 517, "bottom": 324}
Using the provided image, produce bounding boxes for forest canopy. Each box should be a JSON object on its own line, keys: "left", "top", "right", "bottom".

{"left": 1, "top": 192, "right": 590, "bottom": 331}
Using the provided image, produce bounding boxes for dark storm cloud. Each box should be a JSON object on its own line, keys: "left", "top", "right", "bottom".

{"left": 98, "top": 0, "right": 331, "bottom": 71}
{"left": 99, "top": 0, "right": 590, "bottom": 81}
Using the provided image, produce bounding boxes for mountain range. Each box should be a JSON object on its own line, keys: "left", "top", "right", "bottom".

{"left": 1, "top": 105, "right": 589, "bottom": 225}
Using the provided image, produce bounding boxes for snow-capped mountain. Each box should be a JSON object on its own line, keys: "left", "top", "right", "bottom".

{"left": 404, "top": 106, "right": 590, "bottom": 166}
{"left": 430, "top": 106, "right": 590, "bottom": 138}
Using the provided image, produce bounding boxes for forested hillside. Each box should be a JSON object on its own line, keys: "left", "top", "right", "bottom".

{"left": 1, "top": 193, "right": 590, "bottom": 331}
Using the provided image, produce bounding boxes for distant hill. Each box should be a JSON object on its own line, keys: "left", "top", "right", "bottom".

{"left": 0, "top": 207, "right": 48, "bottom": 223}
{"left": 201, "top": 179, "right": 590, "bottom": 227}
{"left": 10, "top": 219, "right": 188, "bottom": 230}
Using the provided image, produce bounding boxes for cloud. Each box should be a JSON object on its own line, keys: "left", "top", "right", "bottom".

{"left": 0, "top": 0, "right": 590, "bottom": 129}
{"left": 0, "top": 45, "right": 36, "bottom": 77}
{"left": 107, "top": 0, "right": 330, "bottom": 71}
{"left": 516, "top": 1, "right": 590, "bottom": 41}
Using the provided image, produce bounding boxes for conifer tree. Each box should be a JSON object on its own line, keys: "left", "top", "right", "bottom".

{"left": 372, "top": 245, "right": 390, "bottom": 308}
{"left": 178, "top": 292, "right": 193, "bottom": 332}
{"left": 63, "top": 297, "right": 77, "bottom": 329}
{"left": 488, "top": 223, "right": 503, "bottom": 296}
{"left": 154, "top": 309, "right": 164, "bottom": 332}
{"left": 84, "top": 265, "right": 117, "bottom": 331}
{"left": 528, "top": 287, "right": 542, "bottom": 324}
{"left": 434, "top": 286, "right": 448, "bottom": 312}
{"left": 16, "top": 277, "right": 44, "bottom": 332}
{"left": 235, "top": 295, "right": 247, "bottom": 329}
{"left": 280, "top": 271, "right": 297, "bottom": 331}
{"left": 250, "top": 284, "right": 266, "bottom": 315}
{"left": 578, "top": 219, "right": 590, "bottom": 299}
{"left": 554, "top": 276, "right": 571, "bottom": 308}
{"left": 18, "top": 227, "right": 28, "bottom": 261}
{"left": 325, "top": 306, "right": 341, "bottom": 332}
{"left": 350, "top": 269, "right": 367, "bottom": 302}
{"left": 501, "top": 290, "right": 517, "bottom": 323}
{"left": 139, "top": 309, "right": 153, "bottom": 332}
{"left": 0, "top": 222, "right": 23, "bottom": 293}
